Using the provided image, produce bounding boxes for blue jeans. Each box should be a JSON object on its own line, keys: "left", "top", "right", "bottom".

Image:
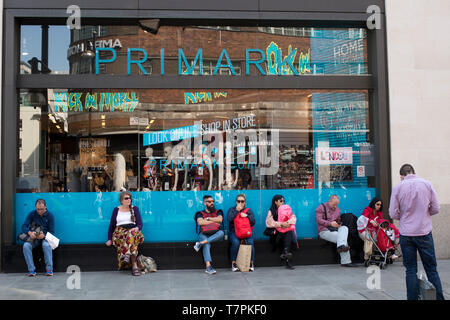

{"left": 198, "top": 230, "right": 224, "bottom": 263}
{"left": 229, "top": 231, "right": 255, "bottom": 262}
{"left": 23, "top": 239, "right": 53, "bottom": 273}
{"left": 400, "top": 232, "right": 444, "bottom": 300}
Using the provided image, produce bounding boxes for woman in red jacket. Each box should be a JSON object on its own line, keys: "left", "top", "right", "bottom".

{"left": 359, "top": 197, "right": 384, "bottom": 241}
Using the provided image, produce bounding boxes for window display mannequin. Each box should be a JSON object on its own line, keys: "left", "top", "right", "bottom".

{"left": 222, "top": 141, "right": 239, "bottom": 190}
{"left": 160, "top": 144, "right": 175, "bottom": 191}
{"left": 113, "top": 152, "right": 126, "bottom": 191}
{"left": 191, "top": 144, "right": 213, "bottom": 191}
{"left": 143, "top": 147, "right": 158, "bottom": 191}
{"left": 172, "top": 141, "right": 191, "bottom": 191}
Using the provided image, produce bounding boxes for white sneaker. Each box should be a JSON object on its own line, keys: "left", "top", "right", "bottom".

{"left": 194, "top": 242, "right": 202, "bottom": 252}
{"left": 249, "top": 262, "right": 255, "bottom": 272}
{"left": 231, "top": 263, "right": 239, "bottom": 272}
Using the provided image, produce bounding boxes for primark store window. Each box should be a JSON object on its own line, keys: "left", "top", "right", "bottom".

{"left": 16, "top": 24, "right": 376, "bottom": 244}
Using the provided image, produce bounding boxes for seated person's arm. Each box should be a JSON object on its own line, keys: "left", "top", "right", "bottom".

{"left": 197, "top": 217, "right": 220, "bottom": 226}
{"left": 315, "top": 206, "right": 331, "bottom": 227}
{"left": 287, "top": 214, "right": 297, "bottom": 225}
{"left": 266, "top": 211, "right": 282, "bottom": 228}
{"left": 209, "top": 215, "right": 223, "bottom": 224}
{"left": 247, "top": 209, "right": 256, "bottom": 226}
{"left": 48, "top": 213, "right": 55, "bottom": 235}
{"left": 22, "top": 213, "right": 33, "bottom": 235}
{"left": 197, "top": 217, "right": 209, "bottom": 226}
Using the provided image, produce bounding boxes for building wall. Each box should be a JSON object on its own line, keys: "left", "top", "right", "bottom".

{"left": 0, "top": 0, "right": 3, "bottom": 270}
{"left": 386, "top": 0, "right": 450, "bottom": 258}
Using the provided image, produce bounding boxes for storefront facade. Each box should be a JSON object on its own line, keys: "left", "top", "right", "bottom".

{"left": 1, "top": 0, "right": 390, "bottom": 271}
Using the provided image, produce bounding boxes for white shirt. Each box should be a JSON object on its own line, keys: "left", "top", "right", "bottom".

{"left": 116, "top": 209, "right": 134, "bottom": 226}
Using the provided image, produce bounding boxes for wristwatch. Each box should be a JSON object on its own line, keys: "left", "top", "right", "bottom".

{"left": 206, "top": 217, "right": 210, "bottom": 221}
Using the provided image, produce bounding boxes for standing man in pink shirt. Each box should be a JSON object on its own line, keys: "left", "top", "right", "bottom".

{"left": 389, "top": 164, "right": 444, "bottom": 300}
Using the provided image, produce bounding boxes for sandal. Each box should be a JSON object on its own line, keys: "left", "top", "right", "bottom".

{"left": 132, "top": 268, "right": 141, "bottom": 276}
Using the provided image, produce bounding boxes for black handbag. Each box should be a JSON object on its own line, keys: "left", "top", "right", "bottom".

{"left": 264, "top": 227, "right": 276, "bottom": 237}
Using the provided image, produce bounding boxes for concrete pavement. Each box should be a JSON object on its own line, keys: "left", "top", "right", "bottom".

{"left": 1, "top": 260, "right": 449, "bottom": 300}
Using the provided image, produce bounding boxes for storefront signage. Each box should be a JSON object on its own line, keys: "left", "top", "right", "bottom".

{"left": 201, "top": 115, "right": 256, "bottom": 134}
{"left": 95, "top": 41, "right": 311, "bottom": 76}
{"left": 129, "top": 117, "right": 149, "bottom": 126}
{"left": 184, "top": 92, "right": 227, "bottom": 104}
{"left": 144, "top": 115, "right": 257, "bottom": 146}
{"left": 143, "top": 125, "right": 200, "bottom": 146}
{"left": 67, "top": 38, "right": 122, "bottom": 59}
{"left": 315, "top": 147, "right": 353, "bottom": 165}
{"left": 54, "top": 91, "right": 139, "bottom": 112}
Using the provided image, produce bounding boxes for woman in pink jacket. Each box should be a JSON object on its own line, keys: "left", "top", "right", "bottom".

{"left": 265, "top": 195, "right": 297, "bottom": 269}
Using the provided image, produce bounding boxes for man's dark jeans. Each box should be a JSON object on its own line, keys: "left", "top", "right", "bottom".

{"left": 400, "top": 232, "right": 444, "bottom": 300}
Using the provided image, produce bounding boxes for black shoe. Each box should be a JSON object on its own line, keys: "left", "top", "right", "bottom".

{"left": 341, "top": 263, "right": 358, "bottom": 267}
{"left": 285, "top": 260, "right": 295, "bottom": 270}
{"left": 337, "top": 245, "right": 350, "bottom": 253}
{"left": 280, "top": 249, "right": 293, "bottom": 261}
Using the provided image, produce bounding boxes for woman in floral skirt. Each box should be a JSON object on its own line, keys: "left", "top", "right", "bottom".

{"left": 106, "top": 191, "right": 144, "bottom": 276}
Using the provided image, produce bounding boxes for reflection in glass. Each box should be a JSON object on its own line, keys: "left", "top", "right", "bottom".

{"left": 17, "top": 88, "right": 374, "bottom": 194}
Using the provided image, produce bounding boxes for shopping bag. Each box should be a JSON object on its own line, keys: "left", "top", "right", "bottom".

{"left": 236, "top": 242, "right": 252, "bottom": 272}
{"left": 45, "top": 232, "right": 60, "bottom": 250}
{"left": 418, "top": 273, "right": 436, "bottom": 300}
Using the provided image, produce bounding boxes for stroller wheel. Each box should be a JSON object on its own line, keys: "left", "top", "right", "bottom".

{"left": 364, "top": 260, "right": 370, "bottom": 268}
{"left": 380, "top": 262, "right": 387, "bottom": 270}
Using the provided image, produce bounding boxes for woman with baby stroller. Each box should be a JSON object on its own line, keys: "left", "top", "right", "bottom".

{"left": 359, "top": 216, "right": 400, "bottom": 269}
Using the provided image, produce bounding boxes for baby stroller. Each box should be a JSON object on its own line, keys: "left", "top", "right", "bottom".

{"left": 363, "top": 220, "right": 396, "bottom": 269}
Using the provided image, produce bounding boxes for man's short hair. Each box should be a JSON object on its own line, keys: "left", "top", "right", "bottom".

{"left": 35, "top": 199, "right": 46, "bottom": 207}
{"left": 329, "top": 195, "right": 339, "bottom": 201}
{"left": 203, "top": 195, "right": 213, "bottom": 201}
{"left": 400, "top": 164, "right": 415, "bottom": 176}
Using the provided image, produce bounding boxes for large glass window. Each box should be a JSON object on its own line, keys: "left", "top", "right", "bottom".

{"left": 16, "top": 22, "right": 374, "bottom": 244}
{"left": 17, "top": 88, "right": 376, "bottom": 243}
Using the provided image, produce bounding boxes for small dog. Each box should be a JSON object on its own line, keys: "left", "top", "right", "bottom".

{"left": 137, "top": 255, "right": 157, "bottom": 274}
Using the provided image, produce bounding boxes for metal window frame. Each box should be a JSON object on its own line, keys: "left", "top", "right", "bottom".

{"left": 1, "top": 0, "right": 390, "bottom": 270}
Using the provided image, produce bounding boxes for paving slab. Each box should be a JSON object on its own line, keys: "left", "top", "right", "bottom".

{"left": 1, "top": 260, "right": 449, "bottom": 300}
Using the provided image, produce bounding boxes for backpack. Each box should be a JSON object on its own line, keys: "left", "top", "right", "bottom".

{"left": 276, "top": 205, "right": 296, "bottom": 234}
{"left": 234, "top": 208, "right": 253, "bottom": 239}
{"left": 341, "top": 213, "right": 363, "bottom": 261}
{"left": 341, "top": 213, "right": 358, "bottom": 234}
{"left": 195, "top": 210, "right": 222, "bottom": 236}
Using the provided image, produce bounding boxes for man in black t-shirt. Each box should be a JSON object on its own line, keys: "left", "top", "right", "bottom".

{"left": 194, "top": 195, "right": 224, "bottom": 274}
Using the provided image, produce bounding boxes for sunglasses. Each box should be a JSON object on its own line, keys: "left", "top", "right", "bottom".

{"left": 279, "top": 199, "right": 285, "bottom": 203}
{"left": 123, "top": 197, "right": 132, "bottom": 200}
{"left": 236, "top": 200, "right": 245, "bottom": 203}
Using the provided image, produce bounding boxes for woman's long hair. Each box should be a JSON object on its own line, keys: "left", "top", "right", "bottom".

{"left": 120, "top": 191, "right": 135, "bottom": 223}
{"left": 270, "top": 195, "right": 284, "bottom": 221}
{"left": 368, "top": 197, "right": 383, "bottom": 213}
